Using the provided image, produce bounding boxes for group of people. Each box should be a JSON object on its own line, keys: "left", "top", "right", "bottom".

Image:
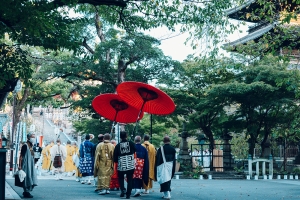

{"left": 18, "top": 131, "right": 177, "bottom": 199}
{"left": 41, "top": 139, "right": 79, "bottom": 180}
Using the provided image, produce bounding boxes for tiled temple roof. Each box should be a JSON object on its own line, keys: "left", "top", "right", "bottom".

{"left": 223, "top": 23, "right": 276, "bottom": 48}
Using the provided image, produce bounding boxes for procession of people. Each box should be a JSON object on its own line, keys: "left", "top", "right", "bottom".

{"left": 18, "top": 130, "right": 176, "bottom": 199}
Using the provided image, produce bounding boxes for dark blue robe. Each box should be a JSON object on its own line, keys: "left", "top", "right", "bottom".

{"left": 79, "top": 140, "right": 95, "bottom": 176}
{"left": 133, "top": 143, "right": 149, "bottom": 188}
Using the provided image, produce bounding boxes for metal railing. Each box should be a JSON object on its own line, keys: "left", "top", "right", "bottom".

{"left": 190, "top": 143, "right": 234, "bottom": 171}
{"left": 254, "top": 146, "right": 299, "bottom": 159}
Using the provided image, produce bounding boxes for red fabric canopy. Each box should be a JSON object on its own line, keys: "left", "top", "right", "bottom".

{"left": 116, "top": 81, "right": 175, "bottom": 115}
{"left": 92, "top": 93, "right": 144, "bottom": 123}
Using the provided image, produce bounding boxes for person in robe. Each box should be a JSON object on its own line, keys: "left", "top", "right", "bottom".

{"left": 155, "top": 136, "right": 176, "bottom": 200}
{"left": 109, "top": 140, "right": 120, "bottom": 191}
{"left": 64, "top": 140, "right": 76, "bottom": 176}
{"left": 142, "top": 134, "right": 156, "bottom": 194}
{"left": 93, "top": 133, "right": 104, "bottom": 187}
{"left": 113, "top": 131, "right": 136, "bottom": 199}
{"left": 50, "top": 138, "right": 67, "bottom": 180}
{"left": 79, "top": 134, "right": 95, "bottom": 184}
{"left": 94, "top": 133, "right": 115, "bottom": 195}
{"left": 72, "top": 141, "right": 82, "bottom": 182}
{"left": 132, "top": 136, "right": 149, "bottom": 197}
{"left": 19, "top": 133, "right": 38, "bottom": 198}
{"left": 42, "top": 140, "right": 54, "bottom": 172}
{"left": 41, "top": 143, "right": 50, "bottom": 171}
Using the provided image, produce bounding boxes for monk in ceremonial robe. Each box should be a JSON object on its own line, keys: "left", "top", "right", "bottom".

{"left": 43, "top": 140, "right": 54, "bottom": 172}
{"left": 155, "top": 136, "right": 176, "bottom": 200}
{"left": 50, "top": 139, "right": 67, "bottom": 180}
{"left": 94, "top": 133, "right": 115, "bottom": 195}
{"left": 64, "top": 140, "right": 76, "bottom": 176}
{"left": 79, "top": 134, "right": 95, "bottom": 184}
{"left": 142, "top": 134, "right": 156, "bottom": 194}
{"left": 132, "top": 136, "right": 149, "bottom": 197}
{"left": 41, "top": 143, "right": 50, "bottom": 171}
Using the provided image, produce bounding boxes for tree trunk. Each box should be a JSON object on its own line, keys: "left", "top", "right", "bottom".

{"left": 248, "top": 137, "right": 256, "bottom": 158}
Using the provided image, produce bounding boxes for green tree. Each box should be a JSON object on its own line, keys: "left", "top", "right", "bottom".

{"left": 164, "top": 57, "right": 237, "bottom": 146}
{"left": 209, "top": 55, "right": 300, "bottom": 156}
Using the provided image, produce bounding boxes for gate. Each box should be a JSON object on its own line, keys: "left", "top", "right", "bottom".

{"left": 191, "top": 143, "right": 234, "bottom": 171}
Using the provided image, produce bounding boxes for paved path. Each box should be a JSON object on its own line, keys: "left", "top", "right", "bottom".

{"left": 33, "top": 116, "right": 74, "bottom": 145}
{"left": 5, "top": 175, "right": 300, "bottom": 200}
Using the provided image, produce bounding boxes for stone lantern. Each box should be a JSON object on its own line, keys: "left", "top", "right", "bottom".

{"left": 221, "top": 132, "right": 234, "bottom": 170}
{"left": 177, "top": 123, "right": 191, "bottom": 171}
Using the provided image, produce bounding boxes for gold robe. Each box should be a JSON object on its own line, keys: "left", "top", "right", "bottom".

{"left": 94, "top": 140, "right": 115, "bottom": 190}
{"left": 42, "top": 143, "right": 54, "bottom": 170}
{"left": 64, "top": 144, "right": 76, "bottom": 172}
{"left": 41, "top": 146, "right": 50, "bottom": 170}
{"left": 142, "top": 141, "right": 156, "bottom": 189}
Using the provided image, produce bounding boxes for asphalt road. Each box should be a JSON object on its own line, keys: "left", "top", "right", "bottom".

{"left": 6, "top": 176, "right": 300, "bottom": 200}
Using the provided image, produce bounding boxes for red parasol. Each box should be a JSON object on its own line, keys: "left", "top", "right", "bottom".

{"left": 92, "top": 93, "right": 144, "bottom": 123}
{"left": 116, "top": 81, "right": 175, "bottom": 115}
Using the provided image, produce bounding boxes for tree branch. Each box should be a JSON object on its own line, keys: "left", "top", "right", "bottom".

{"left": 82, "top": 37, "right": 95, "bottom": 54}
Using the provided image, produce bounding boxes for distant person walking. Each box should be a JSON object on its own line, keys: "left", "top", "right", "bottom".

{"left": 94, "top": 133, "right": 115, "bottom": 195}
{"left": 18, "top": 133, "right": 38, "bottom": 198}
{"left": 64, "top": 140, "right": 76, "bottom": 176}
{"left": 113, "top": 131, "right": 136, "bottom": 199}
{"left": 41, "top": 143, "right": 50, "bottom": 171}
{"left": 42, "top": 140, "right": 54, "bottom": 172}
{"left": 50, "top": 139, "right": 67, "bottom": 180}
{"left": 79, "top": 134, "right": 95, "bottom": 184}
{"left": 72, "top": 141, "right": 82, "bottom": 182}
{"left": 132, "top": 136, "right": 149, "bottom": 197}
{"left": 33, "top": 143, "right": 42, "bottom": 164}
{"left": 142, "top": 134, "right": 156, "bottom": 194}
{"left": 155, "top": 136, "right": 176, "bottom": 200}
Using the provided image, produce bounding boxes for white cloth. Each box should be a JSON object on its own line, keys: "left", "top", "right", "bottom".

{"left": 18, "top": 170, "right": 27, "bottom": 182}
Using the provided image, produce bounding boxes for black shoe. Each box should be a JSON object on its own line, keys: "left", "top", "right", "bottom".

{"left": 23, "top": 192, "right": 33, "bottom": 198}
{"left": 120, "top": 190, "right": 126, "bottom": 197}
{"left": 126, "top": 196, "right": 130, "bottom": 199}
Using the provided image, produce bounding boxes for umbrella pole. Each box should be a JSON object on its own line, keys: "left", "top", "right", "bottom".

{"left": 150, "top": 114, "right": 153, "bottom": 143}
{"left": 132, "top": 101, "right": 146, "bottom": 140}
{"left": 110, "top": 121, "right": 115, "bottom": 136}
{"left": 111, "top": 112, "right": 118, "bottom": 136}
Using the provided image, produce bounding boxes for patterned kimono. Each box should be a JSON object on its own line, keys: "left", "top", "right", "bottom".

{"left": 133, "top": 144, "right": 149, "bottom": 189}
{"left": 94, "top": 140, "right": 115, "bottom": 190}
{"left": 79, "top": 140, "right": 95, "bottom": 177}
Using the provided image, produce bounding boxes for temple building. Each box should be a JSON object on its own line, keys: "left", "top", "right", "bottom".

{"left": 224, "top": 0, "right": 300, "bottom": 64}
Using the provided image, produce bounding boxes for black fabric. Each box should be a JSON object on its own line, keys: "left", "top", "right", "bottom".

{"left": 15, "top": 174, "right": 24, "bottom": 188}
{"left": 155, "top": 144, "right": 176, "bottom": 192}
{"left": 53, "top": 155, "right": 62, "bottom": 168}
{"left": 21, "top": 141, "right": 33, "bottom": 158}
{"left": 118, "top": 170, "right": 134, "bottom": 197}
{"left": 133, "top": 178, "right": 143, "bottom": 189}
{"left": 160, "top": 180, "right": 172, "bottom": 192}
{"left": 33, "top": 146, "right": 42, "bottom": 157}
{"left": 113, "top": 139, "right": 136, "bottom": 163}
{"left": 20, "top": 144, "right": 27, "bottom": 158}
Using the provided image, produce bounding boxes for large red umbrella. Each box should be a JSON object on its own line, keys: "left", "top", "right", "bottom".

{"left": 116, "top": 81, "right": 175, "bottom": 115}
{"left": 92, "top": 93, "right": 144, "bottom": 123}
